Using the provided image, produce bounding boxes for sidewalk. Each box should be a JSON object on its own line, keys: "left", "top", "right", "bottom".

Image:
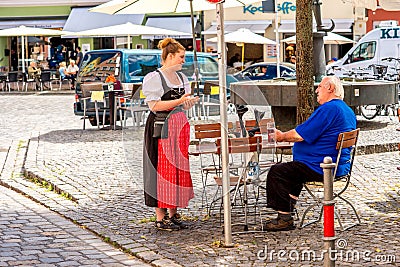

{"left": 0, "top": 139, "right": 150, "bottom": 267}
{"left": 20, "top": 117, "right": 400, "bottom": 266}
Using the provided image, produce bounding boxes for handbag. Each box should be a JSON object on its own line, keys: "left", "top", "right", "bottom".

{"left": 153, "top": 112, "right": 170, "bottom": 139}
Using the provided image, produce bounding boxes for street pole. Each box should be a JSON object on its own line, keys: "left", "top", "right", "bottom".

{"left": 21, "top": 35, "right": 26, "bottom": 74}
{"left": 274, "top": 0, "right": 280, "bottom": 78}
{"left": 216, "top": 1, "right": 233, "bottom": 247}
{"left": 321, "top": 156, "right": 336, "bottom": 267}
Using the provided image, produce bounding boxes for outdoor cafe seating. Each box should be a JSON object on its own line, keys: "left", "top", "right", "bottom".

{"left": 190, "top": 118, "right": 293, "bottom": 232}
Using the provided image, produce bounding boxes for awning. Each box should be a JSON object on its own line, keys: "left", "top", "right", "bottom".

{"left": 202, "top": 20, "right": 272, "bottom": 35}
{"left": 0, "top": 18, "right": 66, "bottom": 30}
{"left": 142, "top": 17, "right": 192, "bottom": 39}
{"left": 63, "top": 7, "right": 145, "bottom": 32}
{"left": 279, "top": 19, "right": 354, "bottom": 33}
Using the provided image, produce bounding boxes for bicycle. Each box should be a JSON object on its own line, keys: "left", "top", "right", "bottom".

{"left": 360, "top": 103, "right": 399, "bottom": 120}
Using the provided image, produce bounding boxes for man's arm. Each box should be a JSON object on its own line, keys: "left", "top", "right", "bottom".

{"left": 275, "top": 129, "right": 304, "bottom": 142}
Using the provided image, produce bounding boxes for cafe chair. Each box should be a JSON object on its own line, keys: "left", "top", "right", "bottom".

{"left": 212, "top": 136, "right": 263, "bottom": 232}
{"left": 80, "top": 83, "right": 109, "bottom": 130}
{"left": 22, "top": 72, "right": 36, "bottom": 91}
{"left": 187, "top": 81, "right": 199, "bottom": 119}
{"left": 300, "top": 128, "right": 361, "bottom": 231}
{"left": 40, "top": 71, "right": 52, "bottom": 90}
{"left": 201, "top": 80, "right": 220, "bottom": 120}
{"left": 6, "top": 71, "right": 20, "bottom": 91}
{"left": 56, "top": 74, "right": 72, "bottom": 90}
{"left": 192, "top": 123, "right": 226, "bottom": 211}
{"left": 116, "top": 83, "right": 149, "bottom": 128}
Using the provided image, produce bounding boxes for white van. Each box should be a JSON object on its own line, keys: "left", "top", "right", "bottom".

{"left": 327, "top": 27, "right": 400, "bottom": 77}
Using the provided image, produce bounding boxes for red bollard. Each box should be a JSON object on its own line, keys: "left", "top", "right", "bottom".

{"left": 320, "top": 156, "right": 336, "bottom": 267}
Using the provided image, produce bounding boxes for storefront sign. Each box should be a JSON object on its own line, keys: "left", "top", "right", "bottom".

{"left": 243, "top": 2, "right": 296, "bottom": 15}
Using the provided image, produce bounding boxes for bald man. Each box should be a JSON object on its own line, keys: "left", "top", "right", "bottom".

{"left": 264, "top": 76, "right": 356, "bottom": 231}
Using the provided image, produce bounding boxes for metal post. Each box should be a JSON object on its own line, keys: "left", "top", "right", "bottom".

{"left": 274, "top": 0, "right": 280, "bottom": 78}
{"left": 189, "top": 0, "right": 200, "bottom": 96}
{"left": 320, "top": 156, "right": 336, "bottom": 267}
{"left": 21, "top": 35, "right": 26, "bottom": 74}
{"left": 216, "top": 2, "right": 233, "bottom": 247}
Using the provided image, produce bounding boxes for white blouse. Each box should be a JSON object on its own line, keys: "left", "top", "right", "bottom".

{"left": 142, "top": 70, "right": 191, "bottom": 103}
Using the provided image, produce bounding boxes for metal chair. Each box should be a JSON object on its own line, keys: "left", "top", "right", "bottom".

{"left": 6, "top": 71, "right": 20, "bottom": 91}
{"left": 81, "top": 83, "right": 108, "bottom": 130}
{"left": 39, "top": 71, "right": 52, "bottom": 90}
{"left": 57, "top": 75, "right": 72, "bottom": 90}
{"left": 300, "top": 128, "right": 361, "bottom": 231}
{"left": 193, "top": 123, "right": 224, "bottom": 210}
{"left": 116, "top": 83, "right": 149, "bottom": 128}
{"left": 22, "top": 72, "right": 36, "bottom": 91}
{"left": 201, "top": 80, "right": 220, "bottom": 120}
{"left": 213, "top": 136, "right": 263, "bottom": 232}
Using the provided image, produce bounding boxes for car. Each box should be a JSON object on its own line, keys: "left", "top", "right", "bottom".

{"left": 233, "top": 62, "right": 296, "bottom": 81}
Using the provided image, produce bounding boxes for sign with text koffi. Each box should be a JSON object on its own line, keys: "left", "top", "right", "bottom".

{"left": 262, "top": 0, "right": 275, "bottom": 13}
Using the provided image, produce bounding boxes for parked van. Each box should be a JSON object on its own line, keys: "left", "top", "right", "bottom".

{"left": 327, "top": 27, "right": 400, "bottom": 76}
{"left": 73, "top": 49, "right": 238, "bottom": 124}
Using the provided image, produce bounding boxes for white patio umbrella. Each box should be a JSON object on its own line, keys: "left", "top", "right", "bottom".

{"left": 0, "top": 25, "right": 70, "bottom": 73}
{"left": 71, "top": 22, "right": 190, "bottom": 48}
{"left": 208, "top": 28, "right": 276, "bottom": 69}
{"left": 281, "top": 32, "right": 355, "bottom": 45}
{"left": 90, "top": 0, "right": 260, "bottom": 87}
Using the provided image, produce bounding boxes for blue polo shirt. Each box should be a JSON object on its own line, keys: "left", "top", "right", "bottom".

{"left": 293, "top": 99, "right": 356, "bottom": 176}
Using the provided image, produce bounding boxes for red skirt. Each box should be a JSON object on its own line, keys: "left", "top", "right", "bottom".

{"left": 157, "top": 111, "right": 194, "bottom": 208}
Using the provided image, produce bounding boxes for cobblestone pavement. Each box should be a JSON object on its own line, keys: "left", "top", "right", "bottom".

{"left": 1, "top": 94, "right": 400, "bottom": 266}
{"left": 0, "top": 95, "right": 150, "bottom": 267}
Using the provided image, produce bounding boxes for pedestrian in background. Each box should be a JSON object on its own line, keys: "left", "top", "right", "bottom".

{"left": 142, "top": 37, "right": 198, "bottom": 231}
{"left": 66, "top": 60, "right": 79, "bottom": 89}
{"left": 75, "top": 47, "right": 83, "bottom": 66}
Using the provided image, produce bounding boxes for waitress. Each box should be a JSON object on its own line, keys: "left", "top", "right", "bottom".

{"left": 142, "top": 38, "right": 199, "bottom": 231}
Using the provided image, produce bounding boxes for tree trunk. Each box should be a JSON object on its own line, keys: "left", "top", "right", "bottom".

{"left": 296, "top": 0, "right": 314, "bottom": 124}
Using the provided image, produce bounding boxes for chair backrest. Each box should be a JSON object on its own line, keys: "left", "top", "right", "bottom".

{"left": 237, "top": 118, "right": 274, "bottom": 135}
{"left": 8, "top": 72, "right": 18, "bottom": 82}
{"left": 333, "top": 128, "right": 360, "bottom": 178}
{"left": 130, "top": 83, "right": 143, "bottom": 100}
{"left": 194, "top": 122, "right": 233, "bottom": 140}
{"left": 40, "top": 71, "right": 51, "bottom": 82}
{"left": 81, "top": 82, "right": 104, "bottom": 97}
{"left": 203, "top": 80, "right": 219, "bottom": 95}
{"left": 216, "top": 136, "right": 262, "bottom": 154}
{"left": 195, "top": 123, "right": 222, "bottom": 139}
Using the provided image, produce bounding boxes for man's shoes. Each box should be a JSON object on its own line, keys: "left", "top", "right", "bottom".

{"left": 154, "top": 218, "right": 180, "bottom": 231}
{"left": 263, "top": 217, "right": 295, "bottom": 232}
{"left": 168, "top": 213, "right": 189, "bottom": 229}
